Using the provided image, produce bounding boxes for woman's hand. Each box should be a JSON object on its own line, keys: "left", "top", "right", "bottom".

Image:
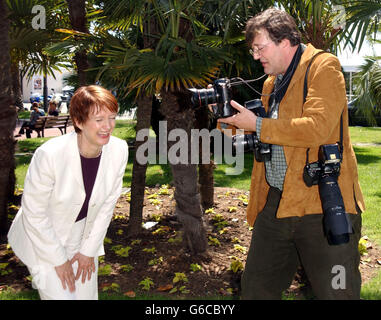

{"left": 218, "top": 100, "right": 258, "bottom": 132}
{"left": 55, "top": 260, "right": 76, "bottom": 292}
{"left": 71, "top": 252, "right": 95, "bottom": 284}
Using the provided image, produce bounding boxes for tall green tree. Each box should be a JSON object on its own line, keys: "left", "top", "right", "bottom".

{"left": 95, "top": 0, "right": 272, "bottom": 253}
{"left": 98, "top": 0, "right": 231, "bottom": 253}
{"left": 0, "top": 0, "right": 17, "bottom": 240}
{"left": 352, "top": 53, "right": 381, "bottom": 125}
{"left": 340, "top": 0, "right": 381, "bottom": 124}
{"left": 7, "top": 0, "right": 72, "bottom": 111}
{"left": 278, "top": 0, "right": 345, "bottom": 51}
{"left": 341, "top": 0, "right": 381, "bottom": 52}
{"left": 66, "top": 0, "right": 90, "bottom": 86}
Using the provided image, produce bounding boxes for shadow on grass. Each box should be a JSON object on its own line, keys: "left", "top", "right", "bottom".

{"left": 354, "top": 146, "right": 381, "bottom": 165}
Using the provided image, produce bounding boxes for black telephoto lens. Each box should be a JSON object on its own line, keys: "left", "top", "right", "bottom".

{"left": 319, "top": 174, "right": 352, "bottom": 245}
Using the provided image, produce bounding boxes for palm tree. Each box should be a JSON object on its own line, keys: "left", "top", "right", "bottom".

{"left": 96, "top": 0, "right": 274, "bottom": 253}
{"left": 352, "top": 53, "right": 381, "bottom": 125}
{"left": 278, "top": 0, "right": 344, "bottom": 51}
{"left": 339, "top": 0, "right": 381, "bottom": 124}
{"left": 0, "top": 0, "right": 17, "bottom": 240}
{"left": 66, "top": 0, "right": 90, "bottom": 86}
{"left": 8, "top": 0, "right": 72, "bottom": 111}
{"left": 97, "top": 0, "right": 235, "bottom": 253}
{"left": 341, "top": 0, "right": 381, "bottom": 52}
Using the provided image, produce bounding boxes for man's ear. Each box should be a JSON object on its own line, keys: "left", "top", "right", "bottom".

{"left": 280, "top": 38, "right": 291, "bottom": 49}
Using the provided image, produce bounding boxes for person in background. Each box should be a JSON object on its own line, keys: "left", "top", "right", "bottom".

{"left": 48, "top": 101, "right": 59, "bottom": 116}
{"left": 219, "top": 8, "right": 365, "bottom": 300}
{"left": 8, "top": 85, "right": 128, "bottom": 300}
{"left": 15, "top": 102, "right": 45, "bottom": 138}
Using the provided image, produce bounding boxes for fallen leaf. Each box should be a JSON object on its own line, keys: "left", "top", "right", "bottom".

{"left": 157, "top": 284, "right": 173, "bottom": 292}
{"left": 124, "top": 291, "right": 136, "bottom": 298}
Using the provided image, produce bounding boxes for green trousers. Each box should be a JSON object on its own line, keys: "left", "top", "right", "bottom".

{"left": 241, "top": 187, "right": 362, "bottom": 300}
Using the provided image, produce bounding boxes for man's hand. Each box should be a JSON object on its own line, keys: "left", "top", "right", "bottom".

{"left": 71, "top": 252, "right": 95, "bottom": 284}
{"left": 55, "top": 260, "right": 76, "bottom": 292}
{"left": 218, "top": 100, "right": 258, "bottom": 132}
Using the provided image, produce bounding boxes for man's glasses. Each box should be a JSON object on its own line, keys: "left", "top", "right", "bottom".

{"left": 249, "top": 42, "right": 272, "bottom": 56}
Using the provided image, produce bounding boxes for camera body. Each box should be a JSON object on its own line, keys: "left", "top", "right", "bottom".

{"left": 189, "top": 78, "right": 271, "bottom": 161}
{"left": 189, "top": 78, "right": 235, "bottom": 118}
{"left": 303, "top": 144, "right": 353, "bottom": 245}
{"left": 303, "top": 144, "right": 341, "bottom": 187}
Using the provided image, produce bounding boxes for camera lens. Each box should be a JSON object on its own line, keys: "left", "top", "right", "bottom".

{"left": 319, "top": 175, "right": 352, "bottom": 245}
{"left": 189, "top": 88, "right": 216, "bottom": 108}
{"left": 232, "top": 134, "right": 256, "bottom": 156}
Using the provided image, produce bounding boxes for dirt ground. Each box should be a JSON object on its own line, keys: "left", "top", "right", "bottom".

{"left": 1, "top": 186, "right": 380, "bottom": 299}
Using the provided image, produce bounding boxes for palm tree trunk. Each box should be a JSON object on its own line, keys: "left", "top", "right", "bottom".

{"left": 43, "top": 73, "right": 48, "bottom": 112}
{"left": 127, "top": 95, "right": 152, "bottom": 237}
{"left": 66, "top": 0, "right": 89, "bottom": 86}
{"left": 0, "top": 0, "right": 17, "bottom": 240}
{"left": 198, "top": 163, "right": 214, "bottom": 210}
{"left": 161, "top": 91, "right": 207, "bottom": 254}
{"left": 10, "top": 63, "right": 23, "bottom": 110}
{"left": 194, "top": 103, "right": 214, "bottom": 210}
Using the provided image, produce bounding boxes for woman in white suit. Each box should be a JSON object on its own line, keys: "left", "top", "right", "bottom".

{"left": 8, "top": 85, "right": 128, "bottom": 300}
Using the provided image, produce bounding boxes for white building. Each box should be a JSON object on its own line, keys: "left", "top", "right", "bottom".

{"left": 22, "top": 68, "right": 73, "bottom": 102}
{"left": 338, "top": 39, "right": 380, "bottom": 102}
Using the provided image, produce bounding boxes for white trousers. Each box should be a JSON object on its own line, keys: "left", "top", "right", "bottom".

{"left": 27, "top": 219, "right": 99, "bottom": 300}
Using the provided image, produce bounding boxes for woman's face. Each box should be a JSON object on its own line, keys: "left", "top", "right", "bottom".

{"left": 76, "top": 107, "right": 117, "bottom": 151}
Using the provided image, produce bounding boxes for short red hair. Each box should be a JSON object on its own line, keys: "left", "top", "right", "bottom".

{"left": 69, "top": 85, "right": 118, "bottom": 133}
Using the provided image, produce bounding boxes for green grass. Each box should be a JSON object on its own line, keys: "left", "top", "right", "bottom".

{"left": 17, "top": 110, "right": 31, "bottom": 119}
{"left": 354, "top": 146, "right": 381, "bottom": 245}
{"left": 349, "top": 127, "right": 381, "bottom": 145}
{"left": 361, "top": 271, "right": 381, "bottom": 300}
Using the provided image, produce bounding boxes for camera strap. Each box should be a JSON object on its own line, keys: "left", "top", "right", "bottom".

{"left": 303, "top": 51, "right": 344, "bottom": 164}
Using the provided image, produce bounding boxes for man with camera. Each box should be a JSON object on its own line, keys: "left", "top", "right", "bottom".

{"left": 218, "top": 8, "right": 365, "bottom": 299}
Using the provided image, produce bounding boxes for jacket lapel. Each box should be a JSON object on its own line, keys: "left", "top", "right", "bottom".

{"left": 67, "top": 132, "right": 85, "bottom": 191}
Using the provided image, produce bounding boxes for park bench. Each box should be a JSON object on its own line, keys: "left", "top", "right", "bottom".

{"left": 33, "top": 115, "right": 73, "bottom": 138}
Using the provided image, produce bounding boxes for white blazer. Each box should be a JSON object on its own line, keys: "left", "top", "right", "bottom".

{"left": 8, "top": 132, "right": 128, "bottom": 268}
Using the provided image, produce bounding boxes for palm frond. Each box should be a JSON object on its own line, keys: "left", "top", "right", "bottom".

{"left": 353, "top": 57, "right": 381, "bottom": 125}
{"left": 341, "top": 0, "right": 381, "bottom": 51}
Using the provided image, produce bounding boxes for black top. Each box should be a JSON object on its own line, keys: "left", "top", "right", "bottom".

{"left": 76, "top": 153, "right": 101, "bottom": 222}
{"left": 48, "top": 110, "right": 59, "bottom": 116}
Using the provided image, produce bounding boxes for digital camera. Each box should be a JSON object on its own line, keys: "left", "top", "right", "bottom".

{"left": 188, "top": 79, "right": 271, "bottom": 162}
{"left": 303, "top": 144, "right": 353, "bottom": 245}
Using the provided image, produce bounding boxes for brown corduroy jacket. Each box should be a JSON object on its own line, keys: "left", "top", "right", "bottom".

{"left": 246, "top": 44, "right": 365, "bottom": 227}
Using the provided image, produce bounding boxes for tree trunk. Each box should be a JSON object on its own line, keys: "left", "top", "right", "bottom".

{"left": 194, "top": 102, "right": 214, "bottom": 210}
{"left": 10, "top": 63, "right": 23, "bottom": 110}
{"left": 160, "top": 91, "right": 207, "bottom": 254}
{"left": 126, "top": 95, "right": 152, "bottom": 237}
{"left": 0, "top": 0, "right": 17, "bottom": 241}
{"left": 66, "top": 0, "right": 89, "bottom": 86}
{"left": 198, "top": 163, "right": 215, "bottom": 210}
{"left": 43, "top": 73, "right": 48, "bottom": 112}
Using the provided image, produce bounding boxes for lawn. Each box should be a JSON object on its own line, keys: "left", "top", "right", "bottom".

{"left": 7, "top": 123, "right": 381, "bottom": 300}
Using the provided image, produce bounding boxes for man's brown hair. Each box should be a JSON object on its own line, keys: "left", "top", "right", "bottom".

{"left": 69, "top": 85, "right": 118, "bottom": 133}
{"left": 245, "top": 8, "right": 301, "bottom": 47}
